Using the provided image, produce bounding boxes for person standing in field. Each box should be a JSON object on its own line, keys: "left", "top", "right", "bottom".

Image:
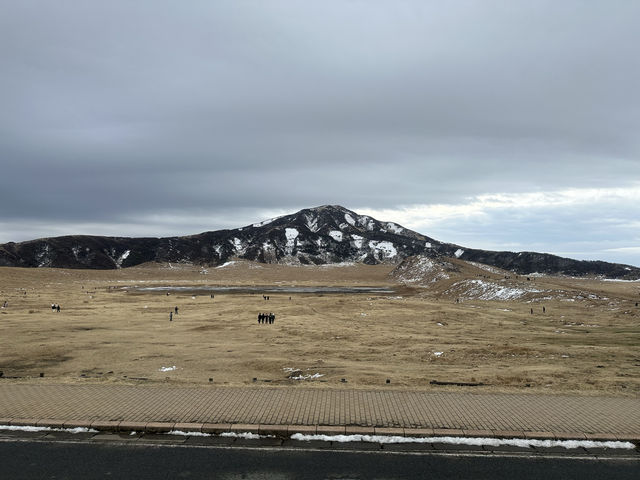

{"left": 170, "top": 312, "right": 173, "bottom": 322}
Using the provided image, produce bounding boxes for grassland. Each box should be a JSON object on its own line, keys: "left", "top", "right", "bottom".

{"left": 1, "top": 261, "right": 638, "bottom": 396}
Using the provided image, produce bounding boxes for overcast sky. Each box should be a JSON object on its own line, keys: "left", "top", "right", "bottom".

{"left": 1, "top": 1, "right": 639, "bottom": 266}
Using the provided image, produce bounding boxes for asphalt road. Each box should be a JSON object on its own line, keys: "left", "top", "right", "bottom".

{"left": 1, "top": 436, "right": 638, "bottom": 480}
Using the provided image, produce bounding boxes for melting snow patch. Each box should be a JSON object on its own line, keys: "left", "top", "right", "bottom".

{"left": 167, "top": 430, "right": 210, "bottom": 437}
{"left": 304, "top": 213, "right": 319, "bottom": 232}
{"left": 216, "top": 261, "right": 237, "bottom": 268}
{"left": 230, "top": 238, "right": 246, "bottom": 254}
{"left": 253, "top": 217, "right": 278, "bottom": 228}
{"left": 467, "top": 261, "right": 503, "bottom": 274}
{"left": 159, "top": 366, "right": 176, "bottom": 372}
{"left": 344, "top": 213, "right": 356, "bottom": 226}
{"left": 602, "top": 278, "right": 640, "bottom": 282}
{"left": 369, "top": 240, "right": 397, "bottom": 259}
{"left": 289, "top": 433, "right": 634, "bottom": 450}
{"left": 285, "top": 228, "right": 299, "bottom": 254}
{"left": 385, "top": 222, "right": 404, "bottom": 234}
{"left": 220, "top": 432, "right": 268, "bottom": 440}
{"left": 283, "top": 367, "right": 324, "bottom": 380}
{"left": 433, "top": 351, "right": 443, "bottom": 357}
{"left": 351, "top": 234, "right": 364, "bottom": 249}
{"left": 394, "top": 256, "right": 450, "bottom": 284}
{"left": 454, "top": 249, "right": 464, "bottom": 258}
{"left": 115, "top": 250, "right": 130, "bottom": 268}
{"left": 328, "top": 230, "right": 343, "bottom": 242}
{"left": 0, "top": 425, "right": 97, "bottom": 434}
{"left": 358, "top": 215, "right": 375, "bottom": 231}
{"left": 291, "top": 373, "right": 324, "bottom": 380}
{"left": 450, "top": 279, "right": 542, "bottom": 301}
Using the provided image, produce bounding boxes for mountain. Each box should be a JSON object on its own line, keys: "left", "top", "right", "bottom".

{"left": 0, "top": 205, "right": 638, "bottom": 279}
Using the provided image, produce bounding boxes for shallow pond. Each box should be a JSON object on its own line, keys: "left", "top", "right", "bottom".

{"left": 128, "top": 285, "right": 395, "bottom": 295}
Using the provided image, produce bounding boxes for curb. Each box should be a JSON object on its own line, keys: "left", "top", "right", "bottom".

{"left": 1, "top": 418, "right": 638, "bottom": 445}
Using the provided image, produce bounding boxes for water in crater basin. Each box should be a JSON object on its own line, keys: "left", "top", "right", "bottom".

{"left": 129, "top": 285, "right": 395, "bottom": 295}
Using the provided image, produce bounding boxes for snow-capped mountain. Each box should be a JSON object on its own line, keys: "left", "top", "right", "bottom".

{"left": 0, "top": 205, "right": 638, "bottom": 278}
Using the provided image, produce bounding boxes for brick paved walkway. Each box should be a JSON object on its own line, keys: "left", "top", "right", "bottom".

{"left": 0, "top": 384, "right": 638, "bottom": 439}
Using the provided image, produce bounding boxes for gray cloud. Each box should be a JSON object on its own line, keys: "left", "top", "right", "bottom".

{"left": 1, "top": 1, "right": 639, "bottom": 264}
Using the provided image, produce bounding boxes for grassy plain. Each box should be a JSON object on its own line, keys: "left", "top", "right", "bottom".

{"left": 1, "top": 261, "right": 638, "bottom": 396}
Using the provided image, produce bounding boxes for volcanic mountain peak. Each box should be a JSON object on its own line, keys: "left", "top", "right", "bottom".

{"left": 242, "top": 205, "right": 430, "bottom": 247}
{"left": 0, "top": 205, "right": 638, "bottom": 279}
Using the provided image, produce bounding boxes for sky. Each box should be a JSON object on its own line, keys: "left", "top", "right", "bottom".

{"left": 1, "top": 1, "right": 639, "bottom": 266}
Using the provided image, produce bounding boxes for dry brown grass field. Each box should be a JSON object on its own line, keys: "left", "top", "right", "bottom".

{"left": 1, "top": 261, "right": 639, "bottom": 396}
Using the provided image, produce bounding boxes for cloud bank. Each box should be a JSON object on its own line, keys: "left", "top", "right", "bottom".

{"left": 1, "top": 1, "right": 638, "bottom": 265}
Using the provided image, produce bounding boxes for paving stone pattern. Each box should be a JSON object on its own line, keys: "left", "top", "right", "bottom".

{"left": 0, "top": 384, "right": 638, "bottom": 435}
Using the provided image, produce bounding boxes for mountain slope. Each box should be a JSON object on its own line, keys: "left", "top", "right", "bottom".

{"left": 0, "top": 205, "right": 638, "bottom": 278}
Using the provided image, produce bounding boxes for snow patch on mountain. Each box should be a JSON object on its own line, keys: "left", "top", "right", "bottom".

{"left": 454, "top": 249, "right": 464, "bottom": 258}
{"left": 329, "top": 230, "right": 343, "bottom": 242}
{"left": 285, "top": 228, "right": 299, "bottom": 254}
{"left": 344, "top": 213, "right": 356, "bottom": 226}
{"left": 36, "top": 244, "right": 52, "bottom": 267}
{"left": 385, "top": 222, "right": 404, "bottom": 234}
{"left": 230, "top": 237, "right": 246, "bottom": 255}
{"left": 253, "top": 217, "right": 277, "bottom": 228}
{"left": 116, "top": 250, "right": 130, "bottom": 268}
{"left": 304, "top": 213, "right": 320, "bottom": 233}
{"left": 369, "top": 240, "right": 397, "bottom": 259}
{"left": 358, "top": 215, "right": 375, "bottom": 231}
{"left": 351, "top": 234, "right": 364, "bottom": 249}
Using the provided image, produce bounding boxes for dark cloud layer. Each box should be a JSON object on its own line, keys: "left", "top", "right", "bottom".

{"left": 1, "top": 1, "right": 639, "bottom": 264}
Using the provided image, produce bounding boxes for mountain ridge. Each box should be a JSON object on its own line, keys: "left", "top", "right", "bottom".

{"left": 1, "top": 205, "right": 638, "bottom": 279}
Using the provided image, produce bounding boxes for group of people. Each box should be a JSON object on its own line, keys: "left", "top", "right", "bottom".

{"left": 258, "top": 312, "right": 275, "bottom": 324}
{"left": 51, "top": 303, "right": 61, "bottom": 312}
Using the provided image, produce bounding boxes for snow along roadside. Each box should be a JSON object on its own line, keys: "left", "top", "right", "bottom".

{"left": 0, "top": 425, "right": 97, "bottom": 434}
{"left": 164, "top": 430, "right": 634, "bottom": 450}
{"left": 289, "top": 433, "right": 635, "bottom": 450}
{"left": 1, "top": 425, "right": 634, "bottom": 450}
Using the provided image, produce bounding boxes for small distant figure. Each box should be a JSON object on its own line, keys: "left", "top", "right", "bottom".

{"left": 269, "top": 313, "right": 275, "bottom": 324}
{"left": 174, "top": 306, "right": 178, "bottom": 314}
{"left": 530, "top": 308, "right": 533, "bottom": 314}
{"left": 289, "top": 296, "right": 292, "bottom": 301}
{"left": 56, "top": 304, "right": 60, "bottom": 313}
{"left": 455, "top": 298, "right": 459, "bottom": 304}
{"left": 166, "top": 292, "right": 170, "bottom": 296}
{"left": 169, "top": 312, "right": 173, "bottom": 322}
{"left": 636, "top": 302, "right": 638, "bottom": 307}
{"left": 51, "top": 303, "right": 56, "bottom": 312}
{"left": 543, "top": 306, "right": 546, "bottom": 313}
{"left": 2, "top": 300, "right": 7, "bottom": 308}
